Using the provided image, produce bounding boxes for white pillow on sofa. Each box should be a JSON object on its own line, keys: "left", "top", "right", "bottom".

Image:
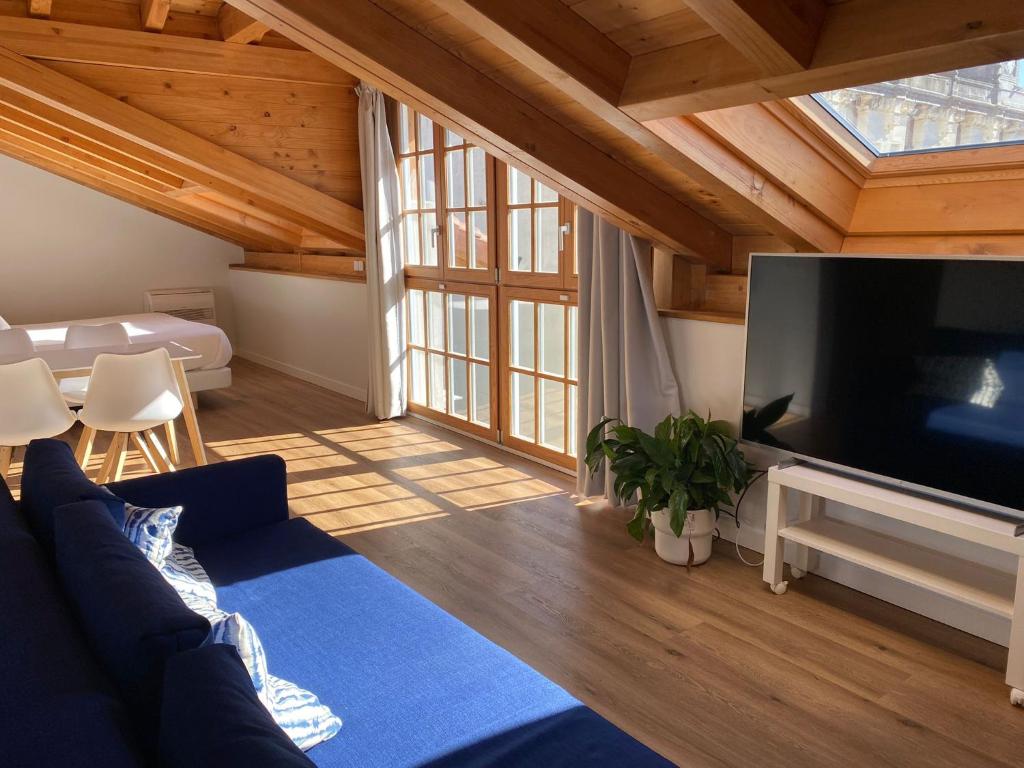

{"left": 0, "top": 315, "right": 9, "bottom": 330}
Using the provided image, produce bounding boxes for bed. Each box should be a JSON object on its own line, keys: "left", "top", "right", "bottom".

{"left": 16, "top": 312, "right": 233, "bottom": 394}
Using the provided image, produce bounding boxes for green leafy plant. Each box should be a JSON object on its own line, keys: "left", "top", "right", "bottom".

{"left": 585, "top": 411, "right": 752, "bottom": 542}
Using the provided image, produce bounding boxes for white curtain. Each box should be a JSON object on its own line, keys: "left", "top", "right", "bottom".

{"left": 357, "top": 83, "right": 406, "bottom": 420}
{"left": 575, "top": 209, "right": 681, "bottom": 499}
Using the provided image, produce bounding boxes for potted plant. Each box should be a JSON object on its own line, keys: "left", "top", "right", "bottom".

{"left": 584, "top": 411, "right": 751, "bottom": 566}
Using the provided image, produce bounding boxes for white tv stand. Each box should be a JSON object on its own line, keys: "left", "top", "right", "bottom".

{"left": 762, "top": 463, "right": 1024, "bottom": 706}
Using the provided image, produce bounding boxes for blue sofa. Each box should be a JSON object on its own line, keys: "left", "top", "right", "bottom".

{"left": 1, "top": 439, "right": 674, "bottom": 767}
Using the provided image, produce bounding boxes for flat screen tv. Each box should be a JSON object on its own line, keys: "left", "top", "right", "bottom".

{"left": 742, "top": 254, "right": 1024, "bottom": 523}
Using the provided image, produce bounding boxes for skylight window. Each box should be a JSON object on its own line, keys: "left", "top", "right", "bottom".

{"left": 814, "top": 59, "right": 1024, "bottom": 156}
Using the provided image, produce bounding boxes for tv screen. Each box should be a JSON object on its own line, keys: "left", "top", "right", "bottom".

{"left": 742, "top": 255, "right": 1024, "bottom": 521}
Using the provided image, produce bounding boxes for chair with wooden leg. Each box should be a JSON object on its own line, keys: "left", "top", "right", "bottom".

{"left": 0, "top": 358, "right": 77, "bottom": 480}
{"left": 60, "top": 322, "right": 131, "bottom": 408}
{"left": 77, "top": 348, "right": 184, "bottom": 483}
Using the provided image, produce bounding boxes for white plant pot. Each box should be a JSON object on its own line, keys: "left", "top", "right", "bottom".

{"left": 649, "top": 508, "right": 716, "bottom": 566}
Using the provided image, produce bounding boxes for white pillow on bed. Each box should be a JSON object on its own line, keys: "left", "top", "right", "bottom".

{"left": 0, "top": 315, "right": 9, "bottom": 330}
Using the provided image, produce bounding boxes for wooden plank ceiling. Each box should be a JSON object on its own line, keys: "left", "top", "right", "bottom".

{"left": 4, "top": 1, "right": 1024, "bottom": 272}
{"left": 0, "top": 0, "right": 365, "bottom": 253}
{"left": 219, "top": 0, "right": 1024, "bottom": 271}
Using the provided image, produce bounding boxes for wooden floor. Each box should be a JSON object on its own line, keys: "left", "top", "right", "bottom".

{"left": 10, "top": 359, "right": 1021, "bottom": 767}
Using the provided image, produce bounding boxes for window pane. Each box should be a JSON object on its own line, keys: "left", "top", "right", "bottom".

{"left": 417, "top": 113, "right": 434, "bottom": 151}
{"left": 508, "top": 166, "right": 531, "bottom": 205}
{"left": 539, "top": 379, "right": 565, "bottom": 451}
{"left": 403, "top": 214, "right": 421, "bottom": 266}
{"left": 447, "top": 293, "right": 466, "bottom": 355}
{"left": 511, "top": 372, "right": 535, "bottom": 441}
{"left": 427, "top": 291, "right": 444, "bottom": 351}
{"left": 408, "top": 289, "right": 425, "bottom": 346}
{"left": 418, "top": 154, "right": 435, "bottom": 208}
{"left": 470, "top": 296, "right": 489, "bottom": 361}
{"left": 568, "top": 384, "right": 578, "bottom": 457}
{"left": 471, "top": 362, "right": 490, "bottom": 427}
{"left": 400, "top": 158, "right": 417, "bottom": 210}
{"left": 510, "top": 299, "right": 534, "bottom": 371}
{"left": 470, "top": 211, "right": 488, "bottom": 270}
{"left": 468, "top": 148, "right": 487, "bottom": 207}
{"left": 536, "top": 207, "right": 559, "bottom": 273}
{"left": 410, "top": 349, "right": 426, "bottom": 405}
{"left": 420, "top": 215, "right": 438, "bottom": 267}
{"left": 538, "top": 303, "right": 565, "bottom": 377}
{"left": 398, "top": 104, "right": 413, "bottom": 154}
{"left": 429, "top": 352, "right": 446, "bottom": 412}
{"left": 446, "top": 149, "right": 465, "bottom": 208}
{"left": 447, "top": 211, "right": 468, "bottom": 268}
{"left": 510, "top": 209, "right": 531, "bottom": 271}
{"left": 445, "top": 127, "right": 463, "bottom": 147}
{"left": 568, "top": 305, "right": 578, "bottom": 381}
{"left": 535, "top": 180, "right": 558, "bottom": 203}
{"left": 449, "top": 357, "right": 468, "bottom": 420}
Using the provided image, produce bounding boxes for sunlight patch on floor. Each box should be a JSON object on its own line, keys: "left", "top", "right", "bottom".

{"left": 316, "top": 424, "right": 461, "bottom": 461}
{"left": 395, "top": 458, "right": 566, "bottom": 511}
{"left": 206, "top": 433, "right": 356, "bottom": 470}
{"left": 299, "top": 495, "right": 445, "bottom": 535}
{"left": 288, "top": 472, "right": 418, "bottom": 513}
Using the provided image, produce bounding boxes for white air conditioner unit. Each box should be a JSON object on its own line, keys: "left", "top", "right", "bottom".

{"left": 144, "top": 288, "right": 218, "bottom": 326}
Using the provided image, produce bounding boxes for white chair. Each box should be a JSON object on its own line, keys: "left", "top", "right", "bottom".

{"left": 77, "top": 348, "right": 184, "bottom": 482}
{"left": 0, "top": 358, "right": 77, "bottom": 479}
{"left": 0, "top": 328, "right": 34, "bottom": 357}
{"left": 60, "top": 323, "right": 131, "bottom": 405}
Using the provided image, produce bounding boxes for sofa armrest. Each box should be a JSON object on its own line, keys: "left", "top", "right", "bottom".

{"left": 107, "top": 455, "right": 288, "bottom": 548}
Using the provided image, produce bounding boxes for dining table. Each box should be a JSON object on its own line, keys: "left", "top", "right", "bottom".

{"left": 0, "top": 340, "right": 208, "bottom": 466}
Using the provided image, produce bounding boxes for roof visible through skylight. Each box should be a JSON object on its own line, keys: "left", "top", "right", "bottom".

{"left": 814, "top": 59, "right": 1024, "bottom": 156}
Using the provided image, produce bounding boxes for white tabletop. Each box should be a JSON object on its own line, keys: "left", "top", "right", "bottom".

{"left": 0, "top": 341, "right": 201, "bottom": 373}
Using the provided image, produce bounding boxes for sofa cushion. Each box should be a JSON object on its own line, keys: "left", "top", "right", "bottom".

{"left": 53, "top": 500, "right": 210, "bottom": 751}
{"left": 0, "top": 479, "right": 144, "bottom": 768}
{"left": 21, "top": 439, "right": 125, "bottom": 555}
{"left": 195, "top": 518, "right": 673, "bottom": 768}
{"left": 160, "top": 643, "right": 315, "bottom": 768}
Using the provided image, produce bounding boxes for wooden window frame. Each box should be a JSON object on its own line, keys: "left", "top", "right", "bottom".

{"left": 498, "top": 285, "right": 579, "bottom": 470}
{"left": 405, "top": 276, "right": 499, "bottom": 443}
{"left": 496, "top": 162, "right": 577, "bottom": 291}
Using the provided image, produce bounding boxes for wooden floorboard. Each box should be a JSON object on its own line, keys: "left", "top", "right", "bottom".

{"left": 9, "top": 358, "right": 1019, "bottom": 767}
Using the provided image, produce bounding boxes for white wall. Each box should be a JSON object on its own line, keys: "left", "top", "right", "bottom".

{"left": 0, "top": 155, "right": 242, "bottom": 339}
{"left": 662, "top": 316, "right": 1017, "bottom": 646}
{"left": 229, "top": 268, "right": 369, "bottom": 401}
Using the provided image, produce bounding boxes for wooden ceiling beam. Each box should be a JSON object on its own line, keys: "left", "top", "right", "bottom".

{"left": 0, "top": 44, "right": 365, "bottom": 245}
{"left": 0, "top": 116, "right": 178, "bottom": 194}
{"left": 0, "top": 16, "right": 349, "bottom": 85}
{"left": 140, "top": 0, "right": 171, "bottom": 33}
{"left": 0, "top": 137, "right": 284, "bottom": 250}
{"left": 220, "top": 0, "right": 731, "bottom": 267}
{"left": 219, "top": 5, "right": 272, "bottom": 45}
{"left": 0, "top": 102, "right": 185, "bottom": 189}
{"left": 684, "top": 0, "right": 826, "bottom": 75}
{"left": 26, "top": 0, "right": 51, "bottom": 19}
{"left": 622, "top": 0, "right": 1024, "bottom": 119}
{"left": 429, "top": 0, "right": 630, "bottom": 105}
{"left": 645, "top": 116, "right": 844, "bottom": 252}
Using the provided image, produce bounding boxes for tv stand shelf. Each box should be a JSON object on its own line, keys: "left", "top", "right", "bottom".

{"left": 762, "top": 463, "right": 1024, "bottom": 707}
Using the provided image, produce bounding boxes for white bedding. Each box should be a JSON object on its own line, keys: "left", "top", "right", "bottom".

{"left": 17, "top": 312, "right": 233, "bottom": 372}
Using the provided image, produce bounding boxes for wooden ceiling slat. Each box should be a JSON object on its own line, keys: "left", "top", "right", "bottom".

{"left": 0, "top": 15, "right": 351, "bottom": 84}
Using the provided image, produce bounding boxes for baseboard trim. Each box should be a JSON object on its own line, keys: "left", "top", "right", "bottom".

{"left": 236, "top": 349, "right": 367, "bottom": 402}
